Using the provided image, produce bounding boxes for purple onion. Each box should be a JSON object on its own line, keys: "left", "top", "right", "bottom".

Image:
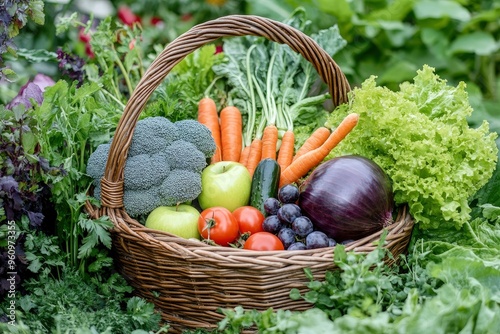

{"left": 298, "top": 155, "right": 394, "bottom": 242}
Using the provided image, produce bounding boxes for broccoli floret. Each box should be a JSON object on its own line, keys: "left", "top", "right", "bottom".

{"left": 163, "top": 140, "right": 207, "bottom": 172}
{"left": 93, "top": 183, "right": 101, "bottom": 201}
{"left": 86, "top": 143, "right": 110, "bottom": 184}
{"left": 174, "top": 119, "right": 216, "bottom": 159}
{"left": 159, "top": 169, "right": 202, "bottom": 206}
{"left": 128, "top": 116, "right": 179, "bottom": 156}
{"left": 124, "top": 153, "right": 170, "bottom": 190}
{"left": 123, "top": 186, "right": 162, "bottom": 217}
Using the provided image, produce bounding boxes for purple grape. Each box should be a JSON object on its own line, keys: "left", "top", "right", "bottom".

{"left": 328, "top": 238, "right": 337, "bottom": 247}
{"left": 291, "top": 216, "right": 314, "bottom": 237}
{"left": 264, "top": 197, "right": 281, "bottom": 216}
{"left": 262, "top": 215, "right": 283, "bottom": 234}
{"left": 305, "top": 231, "right": 330, "bottom": 249}
{"left": 341, "top": 239, "right": 355, "bottom": 245}
{"left": 277, "top": 228, "right": 296, "bottom": 249}
{"left": 277, "top": 203, "right": 301, "bottom": 224}
{"left": 278, "top": 184, "right": 300, "bottom": 204}
{"left": 287, "top": 242, "right": 306, "bottom": 250}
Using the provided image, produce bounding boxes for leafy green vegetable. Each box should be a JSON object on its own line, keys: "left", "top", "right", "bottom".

{"left": 0, "top": 268, "right": 165, "bottom": 333}
{"left": 213, "top": 8, "right": 346, "bottom": 146}
{"left": 325, "top": 65, "right": 498, "bottom": 229}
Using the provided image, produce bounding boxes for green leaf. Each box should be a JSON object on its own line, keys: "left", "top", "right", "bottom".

{"left": 28, "top": 0, "right": 45, "bottom": 25}
{"left": 449, "top": 31, "right": 499, "bottom": 56}
{"left": 1, "top": 68, "right": 19, "bottom": 82}
{"left": 413, "top": 0, "right": 471, "bottom": 21}
{"left": 377, "top": 60, "right": 419, "bottom": 85}
{"left": 16, "top": 48, "right": 57, "bottom": 62}
{"left": 318, "top": 0, "right": 354, "bottom": 21}
{"left": 480, "top": 204, "right": 500, "bottom": 224}
{"left": 289, "top": 288, "right": 302, "bottom": 300}
{"left": 77, "top": 215, "right": 113, "bottom": 259}
{"left": 55, "top": 12, "right": 79, "bottom": 35}
{"left": 21, "top": 131, "right": 37, "bottom": 155}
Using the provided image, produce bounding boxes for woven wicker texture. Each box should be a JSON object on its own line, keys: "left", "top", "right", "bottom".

{"left": 87, "top": 15, "right": 415, "bottom": 333}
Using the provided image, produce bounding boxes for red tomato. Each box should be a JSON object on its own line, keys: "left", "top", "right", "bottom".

{"left": 198, "top": 207, "right": 239, "bottom": 246}
{"left": 232, "top": 206, "right": 265, "bottom": 235}
{"left": 243, "top": 232, "right": 284, "bottom": 251}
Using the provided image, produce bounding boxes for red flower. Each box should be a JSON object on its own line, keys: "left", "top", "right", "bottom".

{"left": 150, "top": 16, "right": 163, "bottom": 26}
{"left": 117, "top": 6, "right": 141, "bottom": 26}
{"left": 78, "top": 28, "right": 91, "bottom": 43}
{"left": 129, "top": 38, "right": 136, "bottom": 50}
{"left": 85, "top": 43, "right": 95, "bottom": 58}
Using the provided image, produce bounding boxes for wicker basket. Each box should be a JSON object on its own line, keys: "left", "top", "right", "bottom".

{"left": 86, "top": 15, "right": 415, "bottom": 333}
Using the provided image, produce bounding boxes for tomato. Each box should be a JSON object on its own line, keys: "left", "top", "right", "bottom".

{"left": 232, "top": 206, "right": 265, "bottom": 235}
{"left": 243, "top": 232, "right": 284, "bottom": 251}
{"left": 198, "top": 207, "right": 239, "bottom": 246}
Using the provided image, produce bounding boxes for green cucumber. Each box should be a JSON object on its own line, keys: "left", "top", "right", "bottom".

{"left": 250, "top": 158, "right": 281, "bottom": 214}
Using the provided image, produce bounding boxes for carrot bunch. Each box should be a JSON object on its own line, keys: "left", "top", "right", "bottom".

{"left": 197, "top": 97, "right": 360, "bottom": 186}
{"left": 198, "top": 97, "right": 243, "bottom": 163}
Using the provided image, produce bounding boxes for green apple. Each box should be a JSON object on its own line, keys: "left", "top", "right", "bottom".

{"left": 145, "top": 204, "right": 200, "bottom": 239}
{"left": 198, "top": 161, "right": 252, "bottom": 211}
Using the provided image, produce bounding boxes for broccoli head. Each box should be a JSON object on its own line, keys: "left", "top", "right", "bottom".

{"left": 159, "top": 169, "right": 202, "bottom": 206}
{"left": 174, "top": 119, "right": 216, "bottom": 159}
{"left": 163, "top": 140, "right": 207, "bottom": 172}
{"left": 86, "top": 143, "right": 110, "bottom": 185}
{"left": 86, "top": 116, "right": 213, "bottom": 218}
{"left": 124, "top": 153, "right": 170, "bottom": 190}
{"left": 128, "top": 116, "right": 179, "bottom": 156}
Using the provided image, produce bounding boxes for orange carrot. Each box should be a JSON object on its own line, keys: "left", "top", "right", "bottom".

{"left": 220, "top": 106, "right": 243, "bottom": 162}
{"left": 280, "top": 113, "right": 360, "bottom": 187}
{"left": 260, "top": 125, "right": 279, "bottom": 160}
{"left": 245, "top": 138, "right": 263, "bottom": 176}
{"left": 277, "top": 130, "right": 295, "bottom": 173}
{"left": 239, "top": 145, "right": 251, "bottom": 167}
{"left": 293, "top": 126, "right": 330, "bottom": 162}
{"left": 197, "top": 97, "right": 222, "bottom": 163}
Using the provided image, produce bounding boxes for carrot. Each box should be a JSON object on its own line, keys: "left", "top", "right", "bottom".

{"left": 293, "top": 126, "right": 330, "bottom": 162}
{"left": 220, "top": 106, "right": 243, "bottom": 162}
{"left": 260, "top": 125, "right": 279, "bottom": 160}
{"left": 239, "top": 145, "right": 251, "bottom": 167}
{"left": 197, "top": 97, "right": 222, "bottom": 163}
{"left": 277, "top": 130, "right": 295, "bottom": 173}
{"left": 245, "top": 138, "right": 263, "bottom": 176}
{"left": 280, "top": 113, "right": 360, "bottom": 187}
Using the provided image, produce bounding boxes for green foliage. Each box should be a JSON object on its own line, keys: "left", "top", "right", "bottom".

{"left": 0, "top": 268, "right": 165, "bottom": 333}
{"left": 142, "top": 44, "right": 226, "bottom": 122}
{"left": 32, "top": 78, "right": 121, "bottom": 274}
{"left": 246, "top": 0, "right": 500, "bottom": 121}
{"left": 325, "top": 65, "right": 498, "bottom": 229}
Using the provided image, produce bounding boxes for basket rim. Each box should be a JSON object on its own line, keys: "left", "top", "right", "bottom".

{"left": 86, "top": 202, "right": 414, "bottom": 257}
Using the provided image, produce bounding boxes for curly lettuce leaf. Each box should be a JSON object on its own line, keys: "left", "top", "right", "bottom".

{"left": 325, "top": 65, "right": 498, "bottom": 229}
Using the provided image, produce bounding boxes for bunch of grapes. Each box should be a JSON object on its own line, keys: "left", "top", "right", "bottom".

{"left": 262, "top": 184, "right": 337, "bottom": 250}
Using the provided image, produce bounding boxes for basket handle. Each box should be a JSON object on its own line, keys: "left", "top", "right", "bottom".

{"left": 100, "top": 14, "right": 351, "bottom": 209}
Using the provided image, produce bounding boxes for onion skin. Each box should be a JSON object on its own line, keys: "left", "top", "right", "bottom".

{"left": 298, "top": 155, "right": 394, "bottom": 242}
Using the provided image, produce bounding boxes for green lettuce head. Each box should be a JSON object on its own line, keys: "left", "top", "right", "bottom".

{"left": 325, "top": 65, "right": 498, "bottom": 229}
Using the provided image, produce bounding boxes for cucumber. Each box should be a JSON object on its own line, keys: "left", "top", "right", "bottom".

{"left": 250, "top": 158, "right": 281, "bottom": 214}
